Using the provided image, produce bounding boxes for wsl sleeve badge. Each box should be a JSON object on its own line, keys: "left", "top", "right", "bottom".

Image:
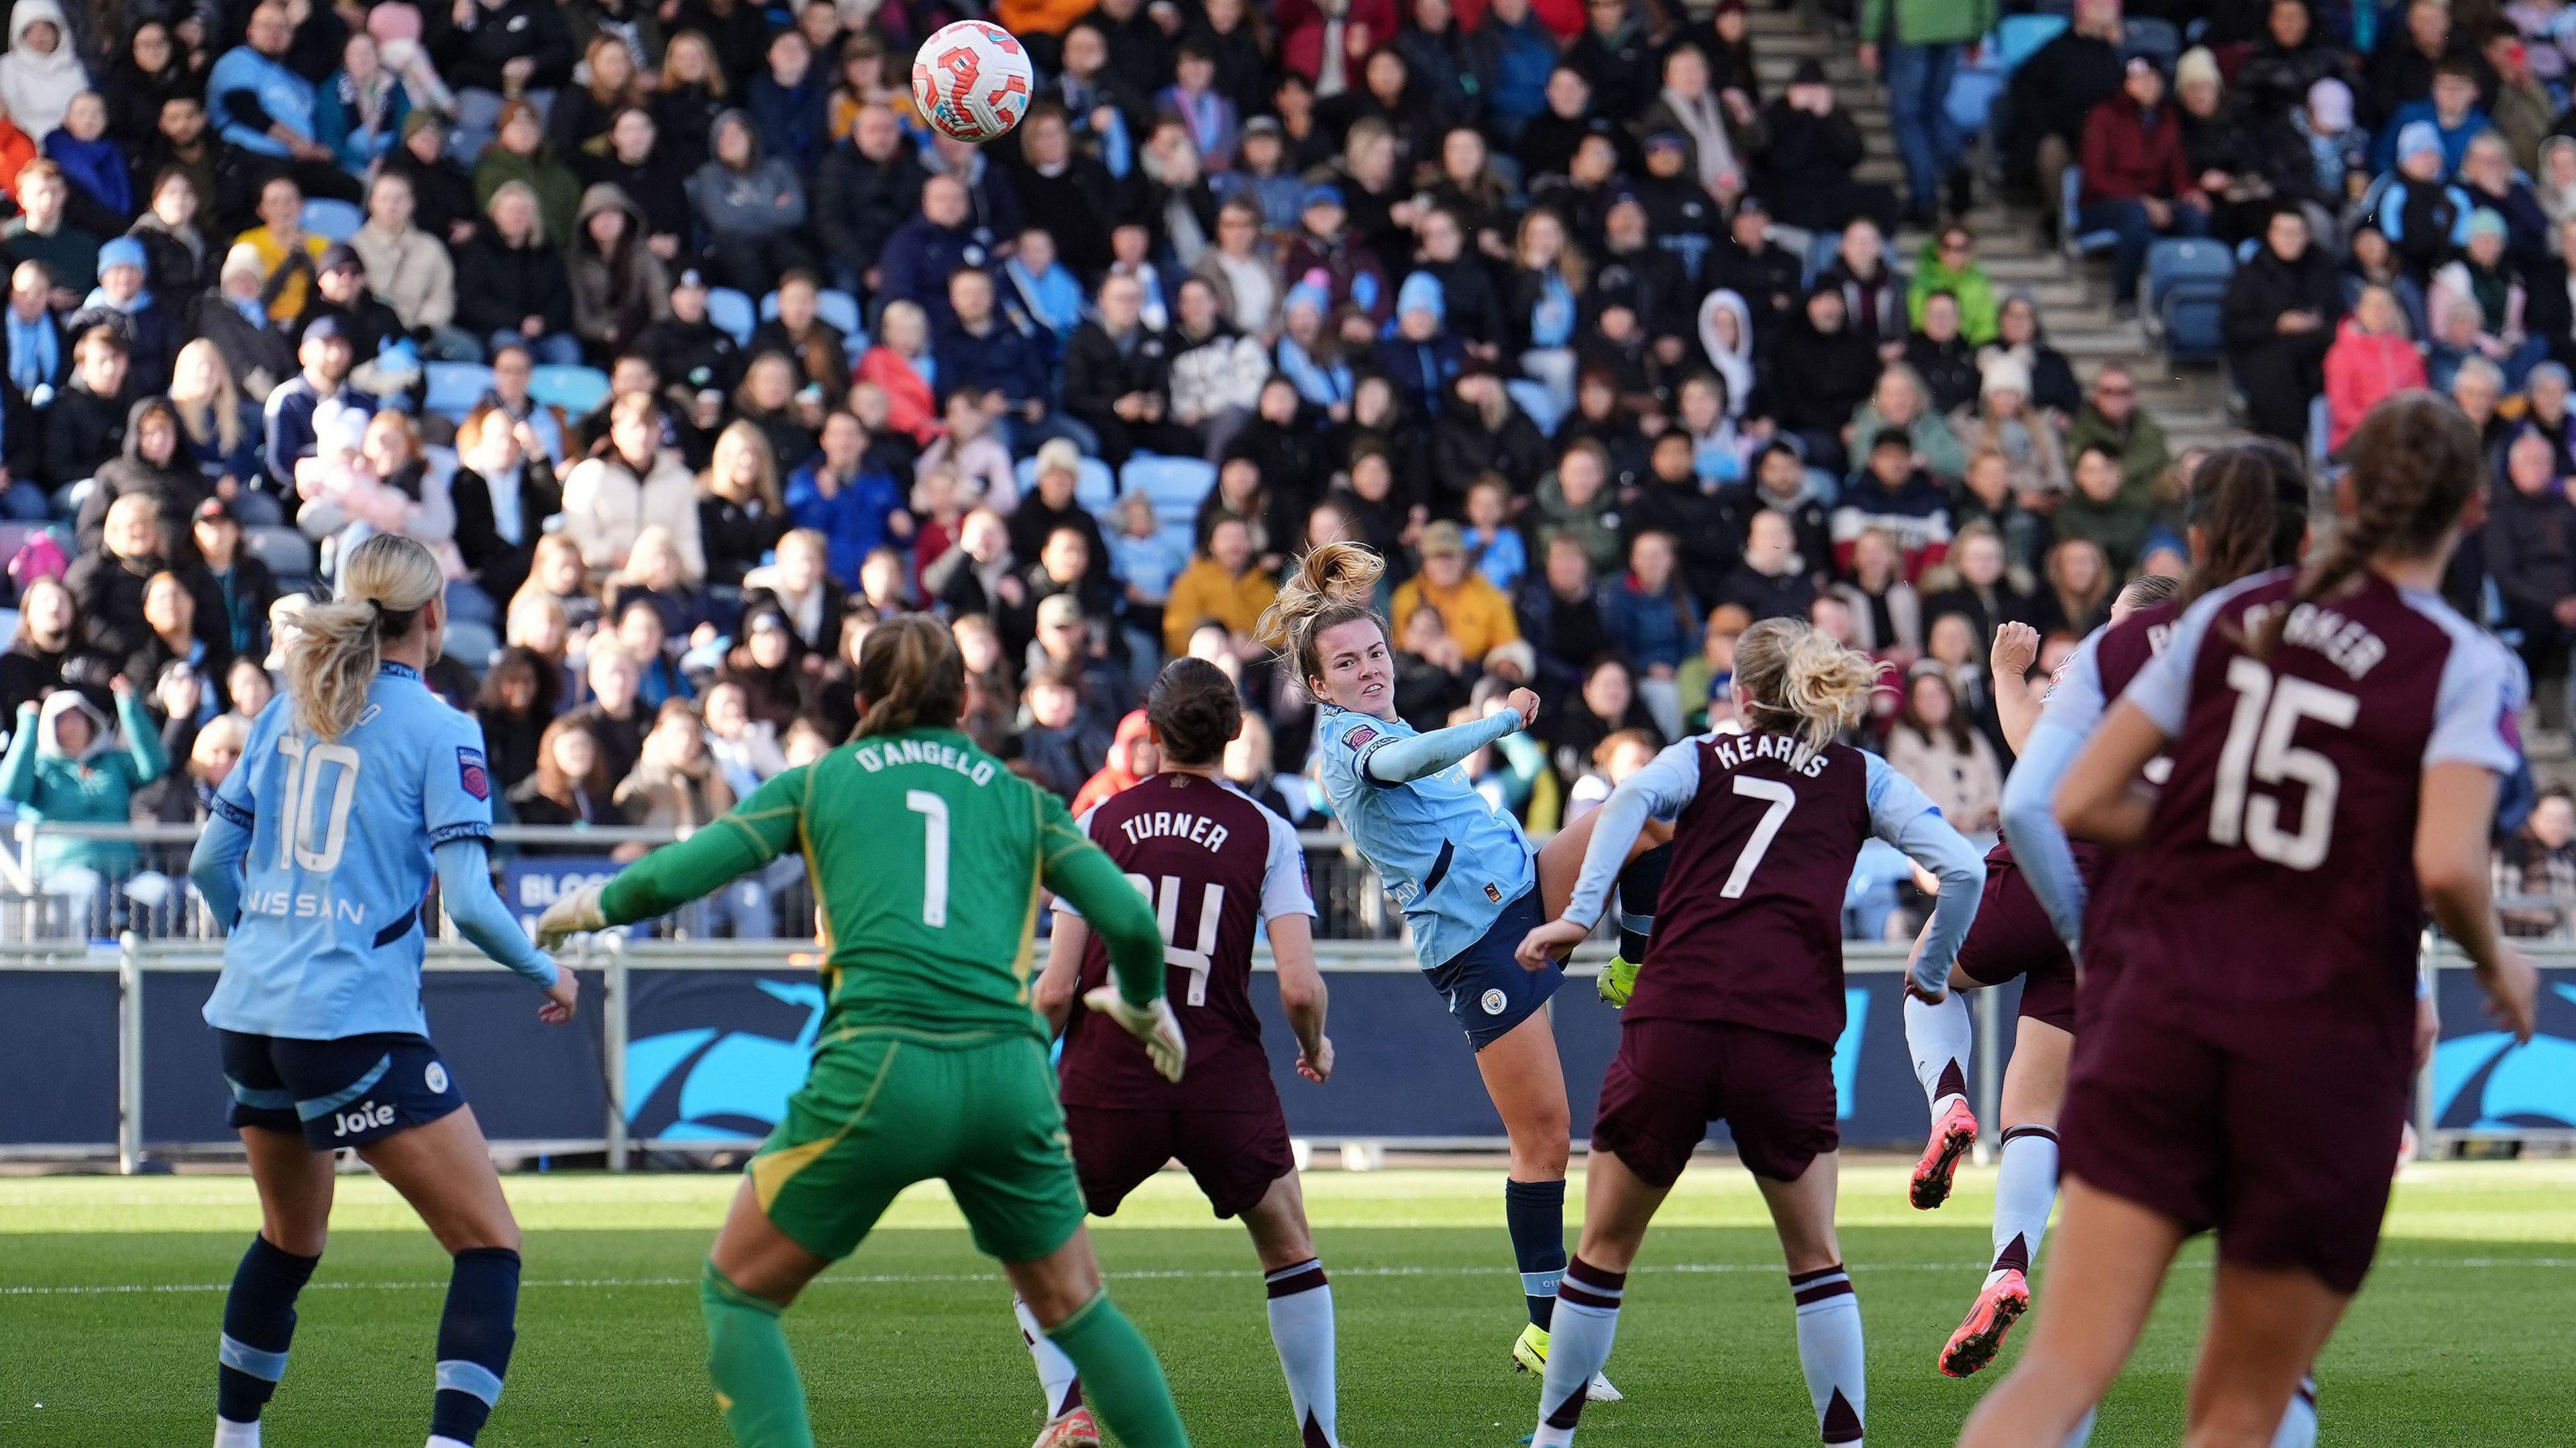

{"left": 458, "top": 747, "right": 491, "bottom": 802}
{"left": 912, "top": 21, "right": 1034, "bottom": 144}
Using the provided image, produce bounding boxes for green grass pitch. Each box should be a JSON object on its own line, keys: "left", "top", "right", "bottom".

{"left": 5, "top": 1161, "right": 2573, "bottom": 1445}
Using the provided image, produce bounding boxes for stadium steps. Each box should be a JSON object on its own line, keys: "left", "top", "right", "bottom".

{"left": 1737, "top": 5, "right": 2240, "bottom": 453}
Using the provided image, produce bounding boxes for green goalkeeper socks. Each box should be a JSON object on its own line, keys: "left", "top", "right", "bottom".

{"left": 1045, "top": 1290, "right": 1191, "bottom": 1448}
{"left": 700, "top": 1263, "right": 814, "bottom": 1448}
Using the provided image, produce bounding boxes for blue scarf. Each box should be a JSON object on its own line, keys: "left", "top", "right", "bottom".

{"left": 1532, "top": 270, "right": 1575, "bottom": 348}
{"left": 6, "top": 310, "right": 58, "bottom": 395}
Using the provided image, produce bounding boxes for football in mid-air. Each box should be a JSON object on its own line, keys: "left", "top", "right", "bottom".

{"left": 912, "top": 21, "right": 1034, "bottom": 144}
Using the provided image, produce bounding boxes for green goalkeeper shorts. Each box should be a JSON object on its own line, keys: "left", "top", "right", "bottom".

{"left": 748, "top": 1030, "right": 1087, "bottom": 1265}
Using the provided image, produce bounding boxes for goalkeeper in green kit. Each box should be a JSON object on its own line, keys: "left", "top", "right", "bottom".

{"left": 537, "top": 616, "right": 1193, "bottom": 1448}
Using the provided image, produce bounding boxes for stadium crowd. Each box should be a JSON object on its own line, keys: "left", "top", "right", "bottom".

{"left": 0, "top": 0, "right": 2573, "bottom": 934}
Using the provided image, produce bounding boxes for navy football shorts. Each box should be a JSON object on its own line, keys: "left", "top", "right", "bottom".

{"left": 1424, "top": 888, "right": 1564, "bottom": 1051}
{"left": 219, "top": 1030, "right": 468, "bottom": 1150}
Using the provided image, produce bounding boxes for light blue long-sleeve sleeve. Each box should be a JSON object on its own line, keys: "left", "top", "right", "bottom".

{"left": 435, "top": 838, "right": 559, "bottom": 989}
{"left": 1998, "top": 719, "right": 2094, "bottom": 952}
{"left": 1561, "top": 739, "right": 1702, "bottom": 928}
{"left": 1866, "top": 754, "right": 1985, "bottom": 999}
{"left": 1362, "top": 709, "right": 1525, "bottom": 786}
{"left": 187, "top": 809, "right": 254, "bottom": 929}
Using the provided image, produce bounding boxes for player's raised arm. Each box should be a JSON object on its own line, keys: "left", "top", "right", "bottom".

{"left": 1989, "top": 622, "right": 2043, "bottom": 756}
{"left": 1864, "top": 755, "right": 1986, "bottom": 1001}
{"left": 535, "top": 765, "right": 809, "bottom": 946}
{"left": 1359, "top": 689, "right": 1541, "bottom": 785}
{"left": 1517, "top": 738, "right": 1699, "bottom": 969}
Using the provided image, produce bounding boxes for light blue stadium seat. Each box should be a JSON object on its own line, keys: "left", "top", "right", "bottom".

{"left": 1505, "top": 380, "right": 1564, "bottom": 435}
{"left": 301, "top": 198, "right": 362, "bottom": 242}
{"left": 1996, "top": 13, "right": 2067, "bottom": 72}
{"left": 530, "top": 364, "right": 612, "bottom": 416}
{"left": 2061, "top": 166, "right": 2121, "bottom": 259}
{"left": 2143, "top": 237, "right": 2235, "bottom": 360}
{"left": 2123, "top": 17, "right": 2181, "bottom": 70}
{"left": 706, "top": 287, "right": 757, "bottom": 345}
{"left": 244, "top": 526, "right": 315, "bottom": 583}
{"left": 1015, "top": 453, "right": 1117, "bottom": 512}
{"left": 424, "top": 361, "right": 494, "bottom": 420}
{"left": 442, "top": 618, "right": 500, "bottom": 671}
{"left": 1121, "top": 453, "right": 1217, "bottom": 517}
{"left": 1803, "top": 230, "right": 1845, "bottom": 288}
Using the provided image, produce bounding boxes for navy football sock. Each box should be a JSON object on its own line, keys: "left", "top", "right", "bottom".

{"left": 218, "top": 1235, "right": 320, "bottom": 1424}
{"left": 429, "top": 1246, "right": 521, "bottom": 1445}
{"left": 1504, "top": 1178, "right": 1568, "bottom": 1331}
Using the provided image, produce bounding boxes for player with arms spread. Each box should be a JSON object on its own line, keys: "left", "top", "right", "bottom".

{"left": 1957, "top": 394, "right": 2542, "bottom": 1448}
{"left": 1012, "top": 657, "right": 1342, "bottom": 1448}
{"left": 1515, "top": 618, "right": 1988, "bottom": 1448}
{"left": 1263, "top": 542, "right": 1621, "bottom": 1399}
{"left": 535, "top": 616, "right": 1193, "bottom": 1448}
{"left": 189, "top": 535, "right": 580, "bottom": 1448}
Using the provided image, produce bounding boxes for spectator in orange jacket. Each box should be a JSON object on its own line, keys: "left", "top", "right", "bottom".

{"left": 2323, "top": 284, "right": 2428, "bottom": 454}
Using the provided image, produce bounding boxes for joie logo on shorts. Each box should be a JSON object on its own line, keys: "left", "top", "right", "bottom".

{"left": 334, "top": 1101, "right": 396, "bottom": 1137}
{"left": 1481, "top": 989, "right": 1508, "bottom": 1015}
{"left": 424, "top": 1062, "right": 449, "bottom": 1095}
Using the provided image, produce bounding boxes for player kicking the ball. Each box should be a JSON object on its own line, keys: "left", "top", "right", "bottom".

{"left": 538, "top": 616, "right": 1193, "bottom": 1448}
{"left": 1011, "top": 658, "right": 1344, "bottom": 1448}
{"left": 1517, "top": 618, "right": 1987, "bottom": 1448}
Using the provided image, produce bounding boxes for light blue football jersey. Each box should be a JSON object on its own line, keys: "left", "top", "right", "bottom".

{"left": 1313, "top": 705, "right": 1536, "bottom": 971}
{"left": 201, "top": 663, "right": 499, "bottom": 1040}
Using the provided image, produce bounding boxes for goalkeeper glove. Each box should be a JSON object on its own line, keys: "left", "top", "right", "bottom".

{"left": 1597, "top": 954, "right": 1640, "bottom": 1008}
{"left": 534, "top": 882, "right": 608, "bottom": 950}
{"left": 1083, "top": 987, "right": 1188, "bottom": 1082}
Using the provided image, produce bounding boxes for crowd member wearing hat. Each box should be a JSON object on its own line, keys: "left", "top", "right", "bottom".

{"left": 2373, "top": 118, "right": 2475, "bottom": 280}
{"left": 1756, "top": 60, "right": 1900, "bottom": 235}
{"left": 1629, "top": 127, "right": 1727, "bottom": 273}
{"left": 258, "top": 313, "right": 376, "bottom": 513}
{"left": 1161, "top": 511, "right": 1280, "bottom": 658}
{"left": 2270, "top": 75, "right": 2370, "bottom": 217}
{"left": 1377, "top": 271, "right": 1468, "bottom": 421}
{"left": 2428, "top": 205, "right": 2549, "bottom": 388}
{"left": 66, "top": 236, "right": 176, "bottom": 395}
{"left": 382, "top": 110, "right": 480, "bottom": 247}
{"left": 2076, "top": 55, "right": 2212, "bottom": 313}
{"left": 295, "top": 242, "right": 404, "bottom": 366}
{"left": 1393, "top": 519, "right": 1524, "bottom": 665}
{"left": 184, "top": 243, "right": 295, "bottom": 412}
{"left": 1280, "top": 182, "right": 1393, "bottom": 323}
{"left": 637, "top": 268, "right": 746, "bottom": 427}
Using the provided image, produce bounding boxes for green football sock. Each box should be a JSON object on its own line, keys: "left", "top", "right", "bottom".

{"left": 1044, "top": 1290, "right": 1191, "bottom": 1448}
{"left": 700, "top": 1262, "right": 814, "bottom": 1448}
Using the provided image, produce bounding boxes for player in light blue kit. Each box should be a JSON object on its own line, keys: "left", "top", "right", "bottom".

{"left": 1259, "top": 541, "right": 1617, "bottom": 1403}
{"left": 187, "top": 536, "right": 578, "bottom": 1448}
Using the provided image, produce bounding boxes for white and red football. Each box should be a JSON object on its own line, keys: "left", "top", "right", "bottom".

{"left": 910, "top": 21, "right": 1034, "bottom": 145}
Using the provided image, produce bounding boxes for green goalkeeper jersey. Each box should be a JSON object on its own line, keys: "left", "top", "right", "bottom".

{"left": 596, "top": 727, "right": 1167, "bottom": 1042}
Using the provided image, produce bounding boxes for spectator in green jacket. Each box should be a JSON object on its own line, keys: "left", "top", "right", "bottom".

{"left": 1859, "top": 0, "right": 1996, "bottom": 225}
{"left": 1909, "top": 223, "right": 2000, "bottom": 344}
{"left": 1, "top": 677, "right": 168, "bottom": 887}
{"left": 2060, "top": 362, "right": 2174, "bottom": 499}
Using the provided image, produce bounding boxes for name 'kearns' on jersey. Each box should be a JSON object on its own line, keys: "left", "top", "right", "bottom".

{"left": 852, "top": 736, "right": 1000, "bottom": 783}
{"left": 1708, "top": 730, "right": 1831, "bottom": 779}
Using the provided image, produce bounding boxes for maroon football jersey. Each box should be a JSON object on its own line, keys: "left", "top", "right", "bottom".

{"left": 2108, "top": 571, "right": 2514, "bottom": 1055}
{"left": 1057, "top": 772, "right": 1311, "bottom": 1111}
{"left": 1625, "top": 733, "right": 1871, "bottom": 1045}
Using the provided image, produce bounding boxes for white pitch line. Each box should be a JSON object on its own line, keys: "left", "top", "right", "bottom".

{"left": 6, "top": 1256, "right": 2572, "bottom": 1299}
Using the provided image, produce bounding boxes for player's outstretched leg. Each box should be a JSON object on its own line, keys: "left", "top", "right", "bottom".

{"left": 1903, "top": 987, "right": 1978, "bottom": 1211}
{"left": 1941, "top": 1123, "right": 2053, "bottom": 1378}
{"left": 1244, "top": 1170, "right": 1340, "bottom": 1447}
{"left": 1011, "top": 1230, "right": 1189, "bottom": 1448}
{"left": 1014, "top": 1295, "right": 1096, "bottom": 1447}
{"left": 216, "top": 1125, "right": 332, "bottom": 1448}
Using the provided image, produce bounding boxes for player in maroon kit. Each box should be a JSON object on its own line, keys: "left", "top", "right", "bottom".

{"left": 1511, "top": 618, "right": 1990, "bottom": 1448}
{"left": 1956, "top": 394, "right": 2542, "bottom": 1448}
{"left": 1016, "top": 658, "right": 1342, "bottom": 1448}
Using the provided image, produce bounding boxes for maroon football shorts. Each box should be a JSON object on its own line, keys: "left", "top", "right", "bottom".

{"left": 1590, "top": 1017, "right": 1840, "bottom": 1187}
{"left": 1062, "top": 1103, "right": 1296, "bottom": 1220}
{"left": 2059, "top": 1007, "right": 2408, "bottom": 1296}
{"left": 1953, "top": 858, "right": 2079, "bottom": 1034}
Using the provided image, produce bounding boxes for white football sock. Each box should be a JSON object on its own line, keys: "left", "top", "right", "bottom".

{"left": 1264, "top": 1259, "right": 1339, "bottom": 1447}
{"left": 1988, "top": 1125, "right": 2061, "bottom": 1288}
{"left": 213, "top": 1418, "right": 260, "bottom": 1448}
{"left": 1013, "top": 1294, "right": 1083, "bottom": 1417}
{"left": 1904, "top": 991, "right": 1974, "bottom": 1117}
{"left": 1531, "top": 1258, "right": 1625, "bottom": 1447}
{"left": 2271, "top": 1376, "right": 2318, "bottom": 1448}
{"left": 1792, "top": 1265, "right": 1866, "bottom": 1445}
{"left": 2061, "top": 1405, "right": 2100, "bottom": 1447}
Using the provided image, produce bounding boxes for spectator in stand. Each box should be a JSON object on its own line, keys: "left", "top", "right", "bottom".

{"left": 78, "top": 396, "right": 200, "bottom": 558}
{"left": 1018, "top": 665, "right": 1111, "bottom": 801}
{"left": 561, "top": 392, "right": 704, "bottom": 583}
{"left": 746, "top": 28, "right": 828, "bottom": 178}
{"left": 855, "top": 299, "right": 939, "bottom": 446}
{"left": 474, "top": 647, "right": 553, "bottom": 793}
{"left": 747, "top": 270, "right": 849, "bottom": 408}
{"left": 69, "top": 238, "right": 174, "bottom": 395}
{"left": 1598, "top": 528, "right": 1699, "bottom": 735}
{"left": 787, "top": 410, "right": 908, "bottom": 585}
{"left": 2485, "top": 32, "right": 2553, "bottom": 178}
{"left": 1283, "top": 181, "right": 1392, "bottom": 325}
{"left": 1910, "top": 223, "right": 1997, "bottom": 345}
{"left": 1703, "top": 196, "right": 1803, "bottom": 347}
{"left": 1772, "top": 288, "right": 1879, "bottom": 476}
{"left": 1393, "top": 520, "right": 1521, "bottom": 664}
{"left": 1984, "top": 292, "right": 2083, "bottom": 419}
{"left": 44, "top": 93, "right": 131, "bottom": 237}
{"left": 2006, "top": 0, "right": 2125, "bottom": 220}
{"left": 1904, "top": 290, "right": 1981, "bottom": 416}
{"left": 2055, "top": 441, "right": 2157, "bottom": 575}
{"left": 1167, "top": 275, "right": 1271, "bottom": 458}
{"left": 1757, "top": 60, "right": 1896, "bottom": 235}
{"left": 1884, "top": 664, "right": 2000, "bottom": 835}
{"left": 2374, "top": 55, "right": 2492, "bottom": 174}
{"left": 4, "top": 160, "right": 99, "bottom": 303}
{"left": 580, "top": 109, "right": 691, "bottom": 267}
{"left": 2489, "top": 424, "right": 2576, "bottom": 729}
{"left": 1818, "top": 221, "right": 1909, "bottom": 362}
{"left": 350, "top": 170, "right": 468, "bottom": 360}
{"left": 2375, "top": 120, "right": 2473, "bottom": 282}
{"left": 437, "top": 0, "right": 577, "bottom": 160}
{"left": 168, "top": 339, "right": 264, "bottom": 514}
{"left": 1858, "top": 0, "right": 1989, "bottom": 226}
{"left": 687, "top": 110, "right": 813, "bottom": 297}
{"left": 2496, "top": 785, "right": 2576, "bottom": 936}
{"left": 936, "top": 268, "right": 1065, "bottom": 455}
{"left": 1834, "top": 427, "right": 1953, "bottom": 579}
{"left": 1920, "top": 520, "right": 2033, "bottom": 649}
{"left": 2062, "top": 364, "right": 2172, "bottom": 500}
{"left": 42, "top": 325, "right": 132, "bottom": 488}
{"left": 1832, "top": 526, "right": 1924, "bottom": 658}
{"left": 690, "top": 420, "right": 786, "bottom": 593}
{"left": 2079, "top": 56, "right": 2212, "bottom": 317}
{"left": 449, "top": 403, "right": 561, "bottom": 608}
{"left": 67, "top": 493, "right": 223, "bottom": 662}
{"left": 1717, "top": 439, "right": 1834, "bottom": 572}
{"left": 816, "top": 102, "right": 924, "bottom": 294}
{"left": 315, "top": 33, "right": 409, "bottom": 181}
{"left": 1517, "top": 531, "right": 1611, "bottom": 687}
{"left": 506, "top": 716, "right": 624, "bottom": 840}
{"left": 1952, "top": 353, "right": 2068, "bottom": 501}
{"left": 1848, "top": 364, "right": 1966, "bottom": 483}
{"left": 1065, "top": 273, "right": 1196, "bottom": 467}
{"left": 1162, "top": 514, "right": 1278, "bottom": 657}
{"left": 2033, "top": 534, "right": 2113, "bottom": 637}
{"left": 2222, "top": 204, "right": 2345, "bottom": 443}
{"left": 1543, "top": 654, "right": 1663, "bottom": 787}
{"left": 203, "top": 2, "right": 359, "bottom": 204}
{"left": 568, "top": 184, "right": 670, "bottom": 365}
{"left": 455, "top": 180, "right": 578, "bottom": 365}
{"left": 2460, "top": 130, "right": 2550, "bottom": 268}
{"left": 1715, "top": 506, "right": 1823, "bottom": 622}
{"left": 2430, "top": 208, "right": 2548, "bottom": 388}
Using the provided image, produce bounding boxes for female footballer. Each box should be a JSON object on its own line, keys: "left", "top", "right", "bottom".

{"left": 1513, "top": 617, "right": 1988, "bottom": 1448}
{"left": 190, "top": 535, "right": 580, "bottom": 1448}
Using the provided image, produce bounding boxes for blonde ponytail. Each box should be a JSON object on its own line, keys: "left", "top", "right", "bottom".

{"left": 286, "top": 534, "right": 444, "bottom": 740}
{"left": 1733, "top": 617, "right": 1882, "bottom": 753}
{"left": 1255, "top": 541, "right": 1389, "bottom": 684}
{"left": 853, "top": 612, "right": 965, "bottom": 740}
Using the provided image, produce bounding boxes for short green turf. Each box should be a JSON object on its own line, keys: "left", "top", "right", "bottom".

{"left": 5, "top": 1162, "right": 2573, "bottom": 1445}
